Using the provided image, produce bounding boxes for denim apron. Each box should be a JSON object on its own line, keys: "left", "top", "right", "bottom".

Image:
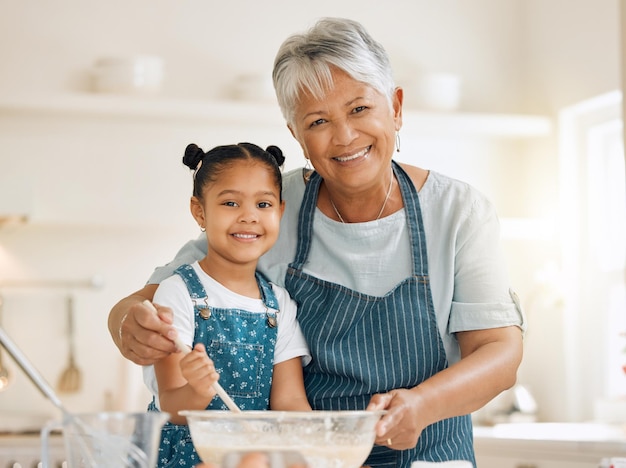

{"left": 149, "top": 264, "right": 279, "bottom": 468}
{"left": 285, "top": 162, "right": 475, "bottom": 467}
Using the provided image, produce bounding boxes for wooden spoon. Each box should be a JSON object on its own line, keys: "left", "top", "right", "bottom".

{"left": 57, "top": 294, "right": 82, "bottom": 393}
{"left": 0, "top": 294, "right": 10, "bottom": 391}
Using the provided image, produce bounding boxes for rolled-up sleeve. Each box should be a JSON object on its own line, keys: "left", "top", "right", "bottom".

{"left": 450, "top": 289, "right": 525, "bottom": 333}
{"left": 448, "top": 195, "right": 525, "bottom": 334}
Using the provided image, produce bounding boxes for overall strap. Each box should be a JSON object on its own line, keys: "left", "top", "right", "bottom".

{"left": 175, "top": 264, "right": 279, "bottom": 313}
{"left": 392, "top": 161, "right": 429, "bottom": 277}
{"left": 174, "top": 264, "right": 208, "bottom": 299}
{"left": 291, "top": 171, "right": 321, "bottom": 269}
{"left": 291, "top": 161, "right": 429, "bottom": 277}
{"left": 255, "top": 271, "right": 279, "bottom": 311}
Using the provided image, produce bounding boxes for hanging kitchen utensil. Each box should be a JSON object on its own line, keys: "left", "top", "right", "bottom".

{"left": 0, "top": 294, "right": 11, "bottom": 391}
{"left": 57, "top": 294, "right": 82, "bottom": 393}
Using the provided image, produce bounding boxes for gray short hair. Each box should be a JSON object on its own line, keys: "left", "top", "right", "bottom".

{"left": 272, "top": 17, "right": 395, "bottom": 125}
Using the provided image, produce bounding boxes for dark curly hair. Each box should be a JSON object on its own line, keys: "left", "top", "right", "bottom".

{"left": 182, "top": 142, "right": 285, "bottom": 201}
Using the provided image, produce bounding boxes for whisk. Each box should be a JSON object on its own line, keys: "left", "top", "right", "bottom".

{"left": 0, "top": 326, "right": 149, "bottom": 467}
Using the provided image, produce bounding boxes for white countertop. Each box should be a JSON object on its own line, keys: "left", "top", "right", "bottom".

{"left": 474, "top": 422, "right": 626, "bottom": 442}
{"left": 474, "top": 422, "right": 626, "bottom": 459}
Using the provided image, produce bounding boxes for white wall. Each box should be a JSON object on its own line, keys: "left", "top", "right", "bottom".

{"left": 523, "top": 0, "right": 621, "bottom": 113}
{"left": 0, "top": 0, "right": 622, "bottom": 423}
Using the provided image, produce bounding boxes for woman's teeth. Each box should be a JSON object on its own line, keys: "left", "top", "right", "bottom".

{"left": 233, "top": 233, "right": 258, "bottom": 239}
{"left": 335, "top": 147, "right": 370, "bottom": 162}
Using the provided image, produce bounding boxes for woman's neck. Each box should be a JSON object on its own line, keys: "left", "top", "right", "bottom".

{"left": 322, "top": 167, "right": 399, "bottom": 223}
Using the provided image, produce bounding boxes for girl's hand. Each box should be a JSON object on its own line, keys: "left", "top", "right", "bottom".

{"left": 180, "top": 343, "right": 219, "bottom": 398}
{"left": 366, "top": 389, "right": 425, "bottom": 450}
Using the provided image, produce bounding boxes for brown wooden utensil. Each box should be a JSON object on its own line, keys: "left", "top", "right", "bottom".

{"left": 57, "top": 294, "right": 82, "bottom": 393}
{"left": 0, "top": 294, "right": 10, "bottom": 391}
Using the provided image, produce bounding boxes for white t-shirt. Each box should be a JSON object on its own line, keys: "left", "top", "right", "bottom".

{"left": 148, "top": 166, "right": 524, "bottom": 367}
{"left": 143, "top": 262, "right": 310, "bottom": 405}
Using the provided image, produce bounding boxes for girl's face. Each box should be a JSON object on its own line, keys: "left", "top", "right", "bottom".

{"left": 191, "top": 160, "right": 284, "bottom": 269}
{"left": 288, "top": 68, "right": 403, "bottom": 195}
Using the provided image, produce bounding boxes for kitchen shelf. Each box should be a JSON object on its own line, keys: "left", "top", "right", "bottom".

{"left": 0, "top": 93, "right": 553, "bottom": 137}
{"left": 402, "top": 110, "right": 552, "bottom": 138}
{"left": 0, "top": 93, "right": 285, "bottom": 126}
{"left": 0, "top": 276, "right": 104, "bottom": 290}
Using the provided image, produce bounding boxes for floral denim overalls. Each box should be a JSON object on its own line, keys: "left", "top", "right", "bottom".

{"left": 285, "top": 162, "right": 476, "bottom": 467}
{"left": 148, "top": 264, "right": 279, "bottom": 468}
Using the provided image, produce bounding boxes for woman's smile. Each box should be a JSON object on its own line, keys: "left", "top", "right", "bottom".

{"left": 333, "top": 145, "right": 371, "bottom": 163}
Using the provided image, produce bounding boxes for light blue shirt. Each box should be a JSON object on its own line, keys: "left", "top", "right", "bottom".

{"left": 149, "top": 166, "right": 524, "bottom": 365}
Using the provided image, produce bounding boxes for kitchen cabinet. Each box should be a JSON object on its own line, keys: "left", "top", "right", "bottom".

{"left": 0, "top": 93, "right": 552, "bottom": 227}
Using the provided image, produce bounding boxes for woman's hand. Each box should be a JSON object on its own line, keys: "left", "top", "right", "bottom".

{"left": 180, "top": 343, "right": 220, "bottom": 398}
{"left": 366, "top": 390, "right": 425, "bottom": 450}
{"left": 109, "top": 285, "right": 178, "bottom": 365}
{"left": 367, "top": 325, "right": 523, "bottom": 451}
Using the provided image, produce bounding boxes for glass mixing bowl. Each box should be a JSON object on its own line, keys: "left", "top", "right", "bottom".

{"left": 180, "top": 410, "right": 386, "bottom": 468}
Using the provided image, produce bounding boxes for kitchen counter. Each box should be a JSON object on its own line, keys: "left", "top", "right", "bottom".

{"left": 474, "top": 422, "right": 626, "bottom": 441}
{"left": 474, "top": 423, "right": 626, "bottom": 468}
{"left": 0, "top": 433, "right": 65, "bottom": 467}
{"left": 2, "top": 423, "right": 625, "bottom": 468}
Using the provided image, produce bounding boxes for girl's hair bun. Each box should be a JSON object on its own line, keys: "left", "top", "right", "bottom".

{"left": 266, "top": 145, "right": 285, "bottom": 167}
{"left": 183, "top": 143, "right": 205, "bottom": 170}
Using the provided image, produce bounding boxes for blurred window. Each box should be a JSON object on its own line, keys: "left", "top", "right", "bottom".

{"left": 559, "top": 90, "right": 625, "bottom": 419}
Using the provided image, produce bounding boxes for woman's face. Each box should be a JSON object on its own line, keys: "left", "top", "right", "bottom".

{"left": 288, "top": 68, "right": 403, "bottom": 193}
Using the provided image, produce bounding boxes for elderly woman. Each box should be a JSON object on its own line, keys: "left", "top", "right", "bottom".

{"left": 108, "top": 17, "right": 523, "bottom": 467}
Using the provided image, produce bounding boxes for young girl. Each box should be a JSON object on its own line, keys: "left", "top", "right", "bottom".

{"left": 144, "top": 142, "right": 311, "bottom": 467}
